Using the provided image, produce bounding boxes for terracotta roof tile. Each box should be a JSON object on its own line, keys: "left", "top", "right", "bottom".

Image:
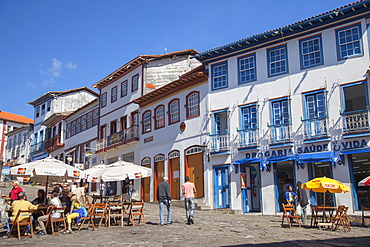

{"left": 0, "top": 111, "right": 33, "bottom": 124}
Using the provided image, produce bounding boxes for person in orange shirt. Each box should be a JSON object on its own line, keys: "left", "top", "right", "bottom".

{"left": 181, "top": 176, "right": 196, "bottom": 225}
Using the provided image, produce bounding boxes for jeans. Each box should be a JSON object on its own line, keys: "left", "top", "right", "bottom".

{"left": 159, "top": 200, "right": 172, "bottom": 224}
{"left": 301, "top": 205, "right": 307, "bottom": 223}
{"left": 128, "top": 191, "right": 133, "bottom": 202}
{"left": 185, "top": 198, "right": 195, "bottom": 222}
{"left": 5, "top": 217, "right": 31, "bottom": 234}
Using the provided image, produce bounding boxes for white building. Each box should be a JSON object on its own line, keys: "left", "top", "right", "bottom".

{"left": 193, "top": 1, "right": 370, "bottom": 214}
{"left": 0, "top": 111, "right": 33, "bottom": 166}
{"left": 92, "top": 49, "right": 201, "bottom": 195}
{"left": 27, "top": 87, "right": 99, "bottom": 162}
{"left": 4, "top": 124, "right": 33, "bottom": 167}
{"left": 133, "top": 65, "right": 208, "bottom": 203}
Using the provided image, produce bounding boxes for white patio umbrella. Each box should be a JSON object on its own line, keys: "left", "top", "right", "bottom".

{"left": 101, "top": 160, "right": 152, "bottom": 182}
{"left": 10, "top": 156, "right": 84, "bottom": 192}
{"left": 84, "top": 163, "right": 110, "bottom": 182}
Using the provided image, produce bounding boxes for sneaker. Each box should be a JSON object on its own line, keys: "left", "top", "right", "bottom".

{"left": 159, "top": 223, "right": 165, "bottom": 226}
{"left": 167, "top": 221, "right": 173, "bottom": 224}
{"left": 37, "top": 230, "right": 46, "bottom": 236}
{"left": 2, "top": 235, "right": 9, "bottom": 239}
{"left": 190, "top": 218, "right": 194, "bottom": 224}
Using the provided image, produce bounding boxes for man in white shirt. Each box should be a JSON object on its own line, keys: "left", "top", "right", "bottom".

{"left": 37, "top": 192, "right": 62, "bottom": 235}
{"left": 71, "top": 182, "right": 89, "bottom": 206}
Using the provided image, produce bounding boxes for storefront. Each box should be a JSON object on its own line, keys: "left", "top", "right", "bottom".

{"left": 341, "top": 147, "right": 370, "bottom": 210}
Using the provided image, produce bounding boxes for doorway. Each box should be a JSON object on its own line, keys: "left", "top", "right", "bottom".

{"left": 241, "top": 163, "right": 261, "bottom": 213}
{"left": 154, "top": 155, "right": 165, "bottom": 201}
{"left": 308, "top": 162, "right": 334, "bottom": 206}
{"left": 274, "top": 161, "right": 295, "bottom": 212}
{"left": 214, "top": 165, "right": 229, "bottom": 209}
{"left": 186, "top": 149, "right": 204, "bottom": 198}
{"left": 141, "top": 163, "right": 151, "bottom": 202}
{"left": 169, "top": 151, "right": 180, "bottom": 200}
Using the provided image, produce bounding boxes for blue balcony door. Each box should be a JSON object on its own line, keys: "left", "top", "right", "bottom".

{"left": 214, "top": 166, "right": 229, "bottom": 209}
{"left": 305, "top": 93, "right": 326, "bottom": 137}
{"left": 271, "top": 100, "right": 290, "bottom": 142}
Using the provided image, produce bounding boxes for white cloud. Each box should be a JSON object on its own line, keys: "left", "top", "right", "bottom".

{"left": 66, "top": 62, "right": 77, "bottom": 70}
{"left": 26, "top": 81, "right": 37, "bottom": 88}
{"left": 43, "top": 78, "right": 57, "bottom": 86}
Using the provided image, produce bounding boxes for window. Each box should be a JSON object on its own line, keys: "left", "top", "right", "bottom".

{"left": 213, "top": 110, "right": 228, "bottom": 134}
{"left": 93, "top": 109, "right": 99, "bottom": 126}
{"left": 23, "top": 133, "right": 27, "bottom": 144}
{"left": 87, "top": 112, "right": 93, "bottom": 129}
{"left": 267, "top": 45, "right": 288, "bottom": 77}
{"left": 342, "top": 81, "right": 368, "bottom": 113}
{"left": 18, "top": 133, "right": 22, "bottom": 145}
{"left": 131, "top": 111, "right": 138, "bottom": 126}
{"left": 186, "top": 92, "right": 200, "bottom": 118}
{"left": 8, "top": 138, "right": 12, "bottom": 149}
{"left": 142, "top": 111, "right": 151, "bottom": 133}
{"left": 212, "top": 62, "right": 228, "bottom": 90}
{"left": 71, "top": 121, "right": 76, "bottom": 136}
{"left": 155, "top": 105, "right": 165, "bottom": 129}
{"left": 41, "top": 104, "right": 45, "bottom": 115}
{"left": 336, "top": 23, "right": 363, "bottom": 60}
{"left": 35, "top": 106, "right": 40, "bottom": 118}
{"left": 111, "top": 86, "right": 117, "bottom": 103}
{"left": 271, "top": 98, "right": 290, "bottom": 125}
{"left": 169, "top": 99, "right": 180, "bottom": 125}
{"left": 76, "top": 118, "right": 81, "bottom": 134}
{"left": 132, "top": 74, "right": 139, "bottom": 92}
{"left": 81, "top": 115, "right": 87, "bottom": 131}
{"left": 47, "top": 100, "right": 51, "bottom": 112}
{"left": 304, "top": 91, "right": 326, "bottom": 119}
{"left": 238, "top": 54, "right": 256, "bottom": 84}
{"left": 241, "top": 105, "right": 257, "bottom": 129}
{"left": 101, "top": 92, "right": 107, "bottom": 108}
{"left": 121, "top": 80, "right": 128, "bottom": 97}
{"left": 66, "top": 123, "right": 71, "bottom": 138}
{"left": 110, "top": 120, "right": 117, "bottom": 134}
{"left": 300, "top": 35, "right": 323, "bottom": 69}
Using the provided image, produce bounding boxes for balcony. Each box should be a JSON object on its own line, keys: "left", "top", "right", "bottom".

{"left": 44, "top": 134, "right": 64, "bottom": 151}
{"left": 342, "top": 110, "right": 370, "bottom": 134}
{"left": 302, "top": 117, "right": 328, "bottom": 140}
{"left": 238, "top": 129, "right": 259, "bottom": 148}
{"left": 268, "top": 124, "right": 292, "bottom": 144}
{"left": 97, "top": 125, "right": 139, "bottom": 152}
{"left": 30, "top": 141, "right": 44, "bottom": 154}
{"left": 210, "top": 133, "right": 230, "bottom": 153}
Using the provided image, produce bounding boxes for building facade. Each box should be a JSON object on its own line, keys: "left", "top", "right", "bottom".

{"left": 194, "top": 1, "right": 370, "bottom": 214}
{"left": 0, "top": 111, "right": 33, "bottom": 166}
{"left": 27, "top": 87, "right": 99, "bottom": 162}
{"left": 92, "top": 49, "right": 201, "bottom": 195}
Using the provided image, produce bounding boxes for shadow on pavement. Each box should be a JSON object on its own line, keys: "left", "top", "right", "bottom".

{"left": 223, "top": 235, "right": 370, "bottom": 247}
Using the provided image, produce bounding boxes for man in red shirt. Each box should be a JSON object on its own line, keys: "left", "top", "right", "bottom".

{"left": 181, "top": 176, "right": 196, "bottom": 225}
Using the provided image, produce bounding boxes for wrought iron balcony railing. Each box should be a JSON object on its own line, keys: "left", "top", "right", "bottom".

{"left": 98, "top": 125, "right": 140, "bottom": 150}
{"left": 210, "top": 133, "right": 230, "bottom": 153}
{"left": 268, "top": 123, "right": 292, "bottom": 144}
{"left": 44, "top": 133, "right": 63, "bottom": 150}
{"left": 342, "top": 109, "right": 370, "bottom": 134}
{"left": 301, "top": 117, "right": 328, "bottom": 139}
{"left": 238, "top": 128, "right": 259, "bottom": 148}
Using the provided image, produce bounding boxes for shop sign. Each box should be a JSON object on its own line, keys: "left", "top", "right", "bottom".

{"left": 332, "top": 139, "right": 368, "bottom": 151}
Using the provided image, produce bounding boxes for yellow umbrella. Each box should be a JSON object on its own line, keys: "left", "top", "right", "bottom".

{"left": 302, "top": 177, "right": 349, "bottom": 193}
{"left": 302, "top": 177, "right": 349, "bottom": 206}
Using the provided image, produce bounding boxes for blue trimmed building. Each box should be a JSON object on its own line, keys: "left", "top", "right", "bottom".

{"left": 195, "top": 0, "right": 370, "bottom": 214}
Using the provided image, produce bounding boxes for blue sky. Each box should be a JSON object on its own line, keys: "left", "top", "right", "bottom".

{"left": 0, "top": 0, "right": 355, "bottom": 119}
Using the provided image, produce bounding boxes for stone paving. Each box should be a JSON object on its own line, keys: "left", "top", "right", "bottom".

{"left": 0, "top": 183, "right": 369, "bottom": 247}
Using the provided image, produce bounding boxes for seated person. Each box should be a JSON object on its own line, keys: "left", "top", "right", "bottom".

{"left": 3, "top": 192, "right": 39, "bottom": 238}
{"left": 36, "top": 192, "right": 62, "bottom": 235}
{"left": 60, "top": 189, "right": 72, "bottom": 214}
{"left": 32, "top": 189, "right": 47, "bottom": 205}
{"left": 1, "top": 181, "right": 23, "bottom": 203}
{"left": 65, "top": 195, "right": 86, "bottom": 234}
{"left": 31, "top": 189, "right": 47, "bottom": 222}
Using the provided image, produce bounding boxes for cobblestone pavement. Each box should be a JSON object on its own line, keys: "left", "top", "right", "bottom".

{"left": 1, "top": 183, "right": 370, "bottom": 247}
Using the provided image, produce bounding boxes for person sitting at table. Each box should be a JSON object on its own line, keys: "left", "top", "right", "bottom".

{"left": 60, "top": 189, "right": 72, "bottom": 214}
{"left": 32, "top": 189, "right": 47, "bottom": 205}
{"left": 65, "top": 195, "right": 86, "bottom": 234}
{"left": 3, "top": 192, "right": 39, "bottom": 238}
{"left": 36, "top": 192, "right": 62, "bottom": 236}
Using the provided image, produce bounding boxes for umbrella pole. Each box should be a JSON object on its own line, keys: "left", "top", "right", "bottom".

{"left": 45, "top": 175, "right": 49, "bottom": 202}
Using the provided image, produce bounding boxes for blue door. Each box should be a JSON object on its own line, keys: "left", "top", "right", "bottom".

{"left": 214, "top": 166, "right": 229, "bottom": 209}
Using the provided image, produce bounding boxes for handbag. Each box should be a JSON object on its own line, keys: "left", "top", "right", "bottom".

{"left": 296, "top": 204, "right": 302, "bottom": 216}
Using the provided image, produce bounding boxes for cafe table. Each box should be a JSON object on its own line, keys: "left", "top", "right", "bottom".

{"left": 310, "top": 205, "right": 337, "bottom": 227}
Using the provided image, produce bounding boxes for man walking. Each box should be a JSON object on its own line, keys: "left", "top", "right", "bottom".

{"left": 182, "top": 176, "right": 196, "bottom": 225}
{"left": 71, "top": 182, "right": 89, "bottom": 207}
{"left": 157, "top": 177, "right": 172, "bottom": 226}
{"left": 296, "top": 181, "right": 309, "bottom": 223}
